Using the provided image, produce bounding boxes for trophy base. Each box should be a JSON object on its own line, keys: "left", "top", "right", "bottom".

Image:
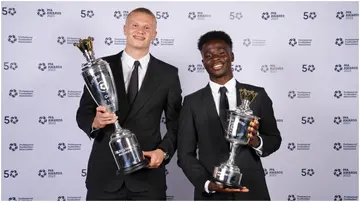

{"left": 213, "top": 165, "right": 243, "bottom": 188}
{"left": 116, "top": 159, "right": 148, "bottom": 175}
{"left": 214, "top": 177, "right": 243, "bottom": 188}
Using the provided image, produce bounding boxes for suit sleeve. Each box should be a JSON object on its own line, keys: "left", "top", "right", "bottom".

{"left": 76, "top": 85, "right": 100, "bottom": 139}
{"left": 157, "top": 70, "right": 182, "bottom": 164}
{"left": 258, "top": 88, "right": 282, "bottom": 157}
{"left": 177, "top": 96, "right": 211, "bottom": 193}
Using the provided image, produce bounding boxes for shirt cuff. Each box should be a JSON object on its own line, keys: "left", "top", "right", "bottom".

{"left": 252, "top": 133, "right": 263, "bottom": 156}
{"left": 205, "top": 180, "right": 216, "bottom": 193}
{"left": 90, "top": 127, "right": 100, "bottom": 134}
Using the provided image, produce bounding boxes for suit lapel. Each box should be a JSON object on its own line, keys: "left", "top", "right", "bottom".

{"left": 202, "top": 84, "right": 226, "bottom": 131}
{"left": 108, "top": 51, "right": 130, "bottom": 125}
{"left": 125, "top": 55, "right": 162, "bottom": 122}
{"left": 235, "top": 81, "right": 242, "bottom": 107}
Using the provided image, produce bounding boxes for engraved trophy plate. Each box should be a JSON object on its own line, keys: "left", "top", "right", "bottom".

{"left": 213, "top": 89, "right": 259, "bottom": 188}
{"left": 74, "top": 37, "right": 147, "bottom": 175}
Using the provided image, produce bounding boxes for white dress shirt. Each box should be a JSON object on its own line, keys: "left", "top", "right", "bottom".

{"left": 204, "top": 77, "right": 263, "bottom": 193}
{"left": 121, "top": 50, "right": 150, "bottom": 92}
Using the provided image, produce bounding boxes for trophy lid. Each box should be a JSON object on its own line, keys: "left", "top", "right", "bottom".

{"left": 74, "top": 36, "right": 95, "bottom": 62}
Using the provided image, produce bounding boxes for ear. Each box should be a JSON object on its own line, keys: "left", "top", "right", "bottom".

{"left": 123, "top": 24, "right": 127, "bottom": 36}
{"left": 231, "top": 52, "right": 234, "bottom": 62}
{"left": 151, "top": 30, "right": 157, "bottom": 41}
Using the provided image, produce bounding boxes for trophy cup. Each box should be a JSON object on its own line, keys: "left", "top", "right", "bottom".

{"left": 74, "top": 37, "right": 148, "bottom": 175}
{"left": 213, "top": 89, "right": 259, "bottom": 188}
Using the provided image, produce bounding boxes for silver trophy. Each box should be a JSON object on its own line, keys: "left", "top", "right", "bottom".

{"left": 74, "top": 37, "right": 148, "bottom": 175}
{"left": 213, "top": 89, "right": 259, "bottom": 188}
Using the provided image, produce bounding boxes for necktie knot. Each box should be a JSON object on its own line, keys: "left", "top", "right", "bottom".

{"left": 219, "top": 86, "right": 228, "bottom": 94}
{"left": 133, "top": 60, "right": 140, "bottom": 69}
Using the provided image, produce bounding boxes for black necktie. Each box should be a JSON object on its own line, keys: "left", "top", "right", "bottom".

{"left": 219, "top": 86, "right": 229, "bottom": 127}
{"left": 127, "top": 61, "right": 140, "bottom": 105}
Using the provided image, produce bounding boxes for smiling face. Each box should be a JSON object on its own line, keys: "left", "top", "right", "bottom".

{"left": 201, "top": 39, "right": 234, "bottom": 83}
{"left": 123, "top": 11, "right": 157, "bottom": 51}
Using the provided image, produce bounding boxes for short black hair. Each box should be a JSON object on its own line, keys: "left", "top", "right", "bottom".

{"left": 197, "top": 30, "right": 233, "bottom": 51}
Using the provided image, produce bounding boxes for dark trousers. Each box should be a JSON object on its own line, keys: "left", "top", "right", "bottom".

{"left": 86, "top": 183, "right": 166, "bottom": 201}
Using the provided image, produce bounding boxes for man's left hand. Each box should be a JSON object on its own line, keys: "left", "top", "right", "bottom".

{"left": 247, "top": 119, "right": 260, "bottom": 148}
{"left": 143, "top": 149, "right": 164, "bottom": 168}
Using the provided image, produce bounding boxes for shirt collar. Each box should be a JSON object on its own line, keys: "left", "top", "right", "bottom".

{"left": 122, "top": 50, "right": 150, "bottom": 69}
{"left": 209, "top": 77, "right": 236, "bottom": 94}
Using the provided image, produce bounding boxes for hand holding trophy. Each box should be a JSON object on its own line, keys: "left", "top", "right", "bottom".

{"left": 74, "top": 37, "right": 148, "bottom": 175}
{"left": 213, "top": 89, "right": 259, "bottom": 189}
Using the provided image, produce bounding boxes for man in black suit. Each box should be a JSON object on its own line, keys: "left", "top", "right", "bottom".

{"left": 177, "top": 30, "right": 281, "bottom": 200}
{"left": 76, "top": 7, "right": 182, "bottom": 200}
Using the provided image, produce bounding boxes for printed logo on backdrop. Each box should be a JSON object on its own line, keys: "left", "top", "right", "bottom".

{"left": 288, "top": 38, "right": 312, "bottom": 46}
{"left": 161, "top": 116, "right": 166, "bottom": 124}
{"left": 334, "top": 64, "right": 358, "bottom": 72}
{"left": 333, "top": 116, "right": 357, "bottom": 125}
{"left": 3, "top": 170, "right": 18, "bottom": 178}
{"left": 104, "top": 37, "right": 126, "bottom": 46}
{"left": 260, "top": 64, "right": 284, "bottom": 73}
{"left": 166, "top": 196, "right": 175, "bottom": 201}
{"left": 8, "top": 197, "right": 34, "bottom": 201}
{"left": 303, "top": 12, "right": 317, "bottom": 20}
{"left": 38, "top": 62, "right": 62, "bottom": 71}
{"left": 57, "top": 89, "right": 82, "bottom": 98}
{"left": 288, "top": 90, "right": 311, "bottom": 99}
{"left": 8, "top": 89, "right": 34, "bottom": 98}
{"left": 333, "top": 90, "right": 357, "bottom": 99}
{"left": 335, "top": 38, "right": 358, "bottom": 46}
{"left": 4, "top": 116, "right": 18, "bottom": 124}
{"left": 57, "top": 36, "right": 88, "bottom": 45}
{"left": 287, "top": 194, "right": 311, "bottom": 201}
{"left": 232, "top": 64, "right": 242, "bottom": 72}
{"left": 57, "top": 142, "right": 81, "bottom": 151}
{"left": 336, "top": 11, "right": 359, "bottom": 20}
{"left": 9, "top": 143, "right": 34, "bottom": 151}
{"left": 38, "top": 116, "right": 63, "bottom": 125}
{"left": 2, "top": 7, "right": 16, "bottom": 15}
{"left": 151, "top": 37, "right": 175, "bottom": 46}
{"left": 37, "top": 8, "right": 61, "bottom": 17}
{"left": 7, "top": 35, "right": 33, "bottom": 43}
{"left": 243, "top": 38, "right": 266, "bottom": 47}
{"left": 57, "top": 196, "right": 81, "bottom": 201}
{"left": 264, "top": 168, "right": 283, "bottom": 177}
{"left": 333, "top": 142, "right": 357, "bottom": 151}
{"left": 3, "top": 62, "right": 18, "bottom": 70}
{"left": 38, "top": 169, "right": 62, "bottom": 178}
{"left": 155, "top": 11, "right": 170, "bottom": 20}
{"left": 301, "top": 168, "right": 315, "bottom": 176}
{"left": 333, "top": 168, "right": 357, "bottom": 177}
{"left": 301, "top": 116, "right": 315, "bottom": 124}
{"left": 334, "top": 195, "right": 358, "bottom": 201}
{"left": 113, "top": 10, "right": 129, "bottom": 19}
{"left": 301, "top": 64, "right": 315, "bottom": 72}
{"left": 276, "top": 118, "right": 283, "bottom": 123}
{"left": 188, "top": 64, "right": 205, "bottom": 73}
{"left": 229, "top": 12, "right": 243, "bottom": 20}
{"left": 261, "top": 11, "right": 285, "bottom": 20}
{"left": 80, "top": 9, "right": 94, "bottom": 18}
{"left": 287, "top": 142, "right": 311, "bottom": 151}
{"left": 188, "top": 12, "right": 211, "bottom": 20}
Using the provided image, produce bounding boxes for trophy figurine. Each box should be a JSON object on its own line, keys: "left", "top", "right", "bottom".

{"left": 74, "top": 37, "right": 148, "bottom": 175}
{"left": 213, "top": 89, "right": 259, "bottom": 188}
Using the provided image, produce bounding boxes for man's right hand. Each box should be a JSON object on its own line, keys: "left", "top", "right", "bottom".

{"left": 208, "top": 181, "right": 249, "bottom": 193}
{"left": 92, "top": 106, "right": 118, "bottom": 129}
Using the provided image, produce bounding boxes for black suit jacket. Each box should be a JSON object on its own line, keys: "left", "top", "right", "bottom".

{"left": 76, "top": 51, "right": 182, "bottom": 193}
{"left": 177, "top": 81, "right": 281, "bottom": 200}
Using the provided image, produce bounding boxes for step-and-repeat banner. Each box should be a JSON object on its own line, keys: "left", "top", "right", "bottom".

{"left": 2, "top": 1, "right": 358, "bottom": 201}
